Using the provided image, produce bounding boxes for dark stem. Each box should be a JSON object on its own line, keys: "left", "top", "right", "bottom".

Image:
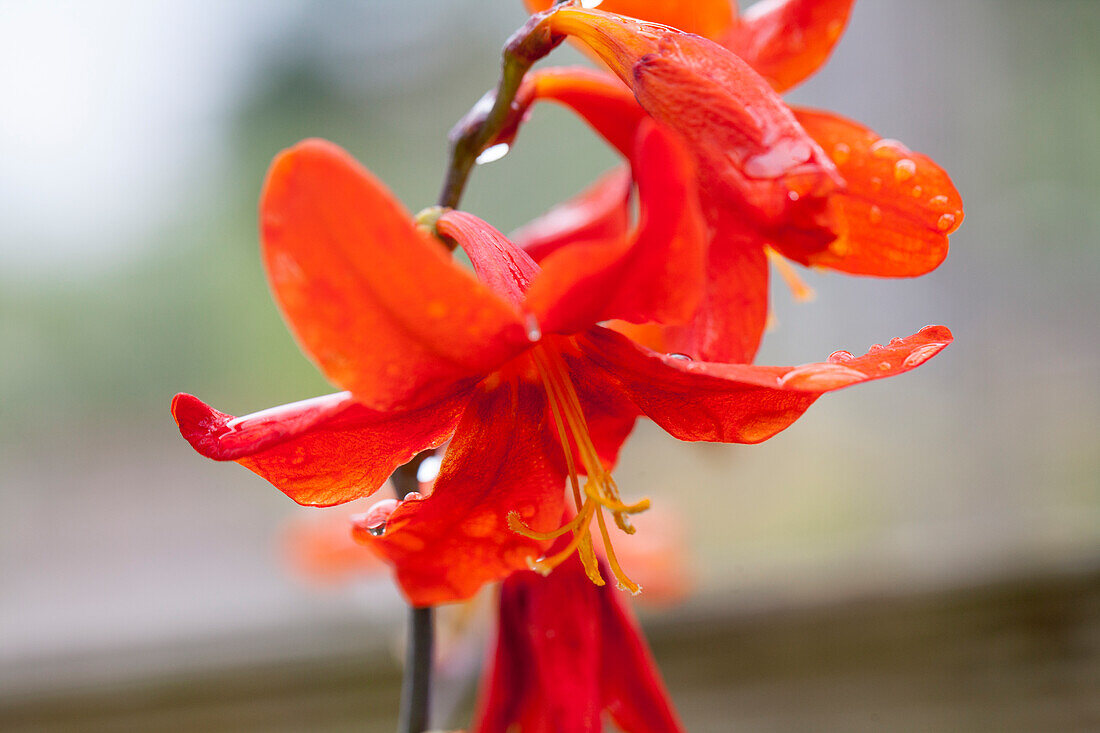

{"left": 391, "top": 452, "right": 433, "bottom": 733}
{"left": 436, "top": 11, "right": 564, "bottom": 212}
{"left": 398, "top": 605, "right": 434, "bottom": 733}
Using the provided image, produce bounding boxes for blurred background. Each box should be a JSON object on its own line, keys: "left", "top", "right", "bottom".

{"left": 1, "top": 1, "right": 1098, "bottom": 730}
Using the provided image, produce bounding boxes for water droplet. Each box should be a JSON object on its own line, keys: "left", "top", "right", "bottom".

{"left": 416, "top": 456, "right": 442, "bottom": 484}
{"left": 870, "top": 177, "right": 883, "bottom": 192}
{"left": 869, "top": 205, "right": 884, "bottom": 225}
{"left": 780, "top": 363, "right": 865, "bottom": 391}
{"left": 353, "top": 499, "right": 400, "bottom": 538}
{"left": 832, "top": 142, "right": 851, "bottom": 166}
{"left": 870, "top": 138, "right": 910, "bottom": 158}
{"left": 524, "top": 313, "right": 542, "bottom": 342}
{"left": 910, "top": 185, "right": 924, "bottom": 198}
{"left": 903, "top": 344, "right": 943, "bottom": 368}
{"left": 580, "top": 0, "right": 603, "bottom": 7}
{"left": 889, "top": 337, "right": 905, "bottom": 346}
{"left": 827, "top": 350, "right": 854, "bottom": 363}
{"left": 878, "top": 360, "right": 892, "bottom": 371}
{"left": 787, "top": 190, "right": 800, "bottom": 202}
{"left": 667, "top": 352, "right": 693, "bottom": 362}
{"left": 929, "top": 194, "right": 949, "bottom": 207}
{"left": 936, "top": 213, "right": 957, "bottom": 231}
{"left": 475, "top": 143, "right": 510, "bottom": 165}
{"left": 894, "top": 158, "right": 917, "bottom": 182}
{"left": 867, "top": 343, "right": 885, "bottom": 353}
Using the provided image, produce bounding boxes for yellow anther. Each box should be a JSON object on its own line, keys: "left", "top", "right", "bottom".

{"left": 765, "top": 246, "right": 816, "bottom": 303}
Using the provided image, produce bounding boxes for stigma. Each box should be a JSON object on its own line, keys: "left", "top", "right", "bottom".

{"left": 508, "top": 340, "right": 649, "bottom": 593}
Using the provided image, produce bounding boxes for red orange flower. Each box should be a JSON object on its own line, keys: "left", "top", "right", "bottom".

{"left": 174, "top": 130, "right": 952, "bottom": 607}
{"left": 474, "top": 547, "right": 684, "bottom": 733}
{"left": 506, "top": 2, "right": 963, "bottom": 363}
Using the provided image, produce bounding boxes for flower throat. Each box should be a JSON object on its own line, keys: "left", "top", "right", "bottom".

{"left": 509, "top": 342, "right": 649, "bottom": 593}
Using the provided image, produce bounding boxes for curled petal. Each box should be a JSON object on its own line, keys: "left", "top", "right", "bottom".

{"left": 171, "top": 391, "right": 467, "bottom": 506}
{"left": 526, "top": 122, "right": 706, "bottom": 334}
{"left": 437, "top": 211, "right": 540, "bottom": 308}
{"left": 582, "top": 325, "right": 953, "bottom": 444}
{"left": 723, "top": 0, "right": 855, "bottom": 92}
{"left": 260, "top": 139, "right": 528, "bottom": 410}
{"left": 777, "top": 108, "right": 964, "bottom": 276}
{"left": 357, "top": 381, "right": 567, "bottom": 606}
{"left": 512, "top": 166, "right": 633, "bottom": 263}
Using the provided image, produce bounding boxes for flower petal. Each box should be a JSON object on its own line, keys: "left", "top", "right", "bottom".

{"left": 356, "top": 380, "right": 567, "bottom": 606}
{"left": 474, "top": 550, "right": 684, "bottom": 733}
{"left": 776, "top": 107, "right": 965, "bottom": 276}
{"left": 260, "top": 138, "right": 528, "bottom": 410}
{"left": 581, "top": 325, "right": 953, "bottom": 443}
{"left": 657, "top": 213, "right": 771, "bottom": 364}
{"left": 548, "top": 12, "right": 840, "bottom": 234}
{"left": 437, "top": 210, "right": 540, "bottom": 308}
{"left": 525, "top": 122, "right": 706, "bottom": 334}
{"left": 527, "top": 0, "right": 735, "bottom": 40}
{"left": 722, "top": 0, "right": 855, "bottom": 92}
{"left": 516, "top": 66, "right": 645, "bottom": 158}
{"left": 171, "top": 390, "right": 467, "bottom": 506}
{"left": 511, "top": 166, "right": 632, "bottom": 263}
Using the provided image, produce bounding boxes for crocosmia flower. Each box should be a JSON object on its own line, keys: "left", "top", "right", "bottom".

{"left": 173, "top": 128, "right": 951, "bottom": 607}
{"left": 474, "top": 547, "right": 684, "bottom": 733}
{"left": 509, "top": 2, "right": 963, "bottom": 364}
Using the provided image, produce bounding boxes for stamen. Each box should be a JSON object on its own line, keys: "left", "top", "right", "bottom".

{"left": 765, "top": 247, "right": 816, "bottom": 303}
{"left": 518, "top": 342, "right": 650, "bottom": 592}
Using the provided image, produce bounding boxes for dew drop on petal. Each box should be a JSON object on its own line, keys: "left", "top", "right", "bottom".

{"left": 352, "top": 498, "right": 401, "bottom": 538}
{"left": 903, "top": 344, "right": 945, "bottom": 368}
{"left": 889, "top": 337, "right": 905, "bottom": 346}
{"left": 911, "top": 185, "right": 924, "bottom": 198}
{"left": 929, "top": 194, "right": 950, "bottom": 207}
{"left": 580, "top": 0, "right": 603, "bottom": 7}
{"left": 476, "top": 143, "right": 510, "bottom": 165}
{"left": 870, "top": 177, "right": 883, "bottom": 192}
{"left": 827, "top": 350, "right": 854, "bottom": 363}
{"left": 937, "top": 213, "right": 957, "bottom": 231}
{"left": 416, "top": 455, "right": 442, "bottom": 484}
{"left": 878, "top": 360, "right": 892, "bottom": 371}
{"left": 667, "top": 352, "right": 693, "bottom": 362}
{"left": 832, "top": 142, "right": 851, "bottom": 166}
{"left": 894, "top": 158, "right": 917, "bottom": 182}
{"left": 867, "top": 343, "right": 885, "bottom": 353}
{"left": 780, "top": 363, "right": 865, "bottom": 391}
{"left": 869, "top": 205, "right": 884, "bottom": 225}
{"left": 524, "top": 313, "right": 542, "bottom": 342}
{"left": 870, "top": 138, "right": 910, "bottom": 158}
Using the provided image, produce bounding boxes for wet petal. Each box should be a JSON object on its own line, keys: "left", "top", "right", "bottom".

{"left": 581, "top": 325, "right": 953, "bottom": 443}
{"left": 526, "top": 122, "right": 706, "bottom": 334}
{"left": 511, "top": 166, "right": 632, "bottom": 263}
{"left": 474, "top": 550, "right": 684, "bottom": 733}
{"left": 171, "top": 390, "right": 467, "bottom": 506}
{"left": 773, "top": 108, "right": 964, "bottom": 276}
{"left": 723, "top": 0, "right": 855, "bottom": 92}
{"left": 260, "top": 139, "right": 528, "bottom": 410}
{"left": 356, "top": 380, "right": 567, "bottom": 606}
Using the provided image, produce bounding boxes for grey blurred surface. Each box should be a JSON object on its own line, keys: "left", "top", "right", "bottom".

{"left": 1, "top": 0, "right": 1098, "bottom": 728}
